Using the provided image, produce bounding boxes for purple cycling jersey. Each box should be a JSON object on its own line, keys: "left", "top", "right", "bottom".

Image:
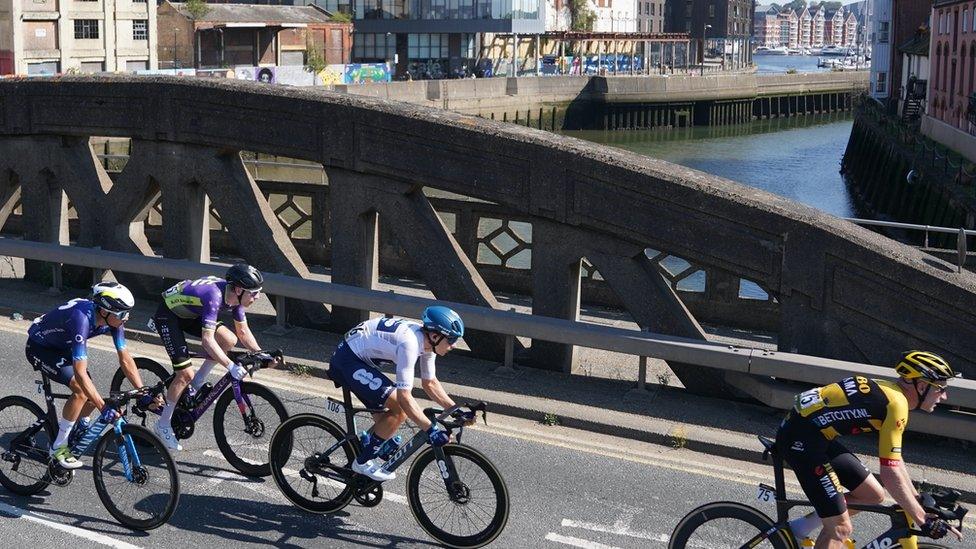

{"left": 27, "top": 299, "right": 125, "bottom": 360}
{"left": 162, "top": 276, "right": 246, "bottom": 330}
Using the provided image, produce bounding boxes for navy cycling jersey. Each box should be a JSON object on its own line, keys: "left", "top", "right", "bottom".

{"left": 27, "top": 298, "right": 126, "bottom": 360}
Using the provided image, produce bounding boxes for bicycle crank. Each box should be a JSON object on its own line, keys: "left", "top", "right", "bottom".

{"left": 47, "top": 462, "right": 74, "bottom": 487}
{"left": 354, "top": 482, "right": 383, "bottom": 508}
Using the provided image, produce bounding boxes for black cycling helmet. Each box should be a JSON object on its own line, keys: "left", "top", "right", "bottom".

{"left": 225, "top": 263, "right": 263, "bottom": 291}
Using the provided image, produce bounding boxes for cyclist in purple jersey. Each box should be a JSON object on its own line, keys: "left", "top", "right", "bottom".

{"left": 150, "top": 263, "right": 271, "bottom": 450}
{"left": 26, "top": 282, "right": 149, "bottom": 469}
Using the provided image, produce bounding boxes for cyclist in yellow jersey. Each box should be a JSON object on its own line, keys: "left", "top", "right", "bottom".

{"left": 774, "top": 351, "right": 963, "bottom": 549}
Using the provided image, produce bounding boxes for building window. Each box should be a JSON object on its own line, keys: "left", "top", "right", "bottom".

{"left": 708, "top": 4, "right": 715, "bottom": 18}
{"left": 965, "top": 10, "right": 970, "bottom": 33}
{"left": 876, "top": 71, "right": 886, "bottom": 93}
{"left": 878, "top": 21, "right": 889, "bottom": 43}
{"left": 637, "top": 2, "right": 641, "bottom": 14}
{"left": 74, "top": 19, "right": 99, "bottom": 39}
{"left": 407, "top": 33, "right": 449, "bottom": 59}
{"left": 940, "top": 12, "right": 945, "bottom": 34}
{"left": 648, "top": 2, "right": 652, "bottom": 15}
{"left": 132, "top": 19, "right": 147, "bottom": 40}
{"left": 79, "top": 61, "right": 103, "bottom": 73}
{"left": 685, "top": 2, "right": 691, "bottom": 17}
{"left": 353, "top": 32, "right": 395, "bottom": 60}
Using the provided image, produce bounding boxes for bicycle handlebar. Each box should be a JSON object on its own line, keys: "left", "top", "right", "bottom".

{"left": 423, "top": 402, "right": 489, "bottom": 431}
{"left": 228, "top": 349, "right": 285, "bottom": 376}
{"left": 107, "top": 385, "right": 155, "bottom": 410}
{"left": 918, "top": 490, "right": 969, "bottom": 525}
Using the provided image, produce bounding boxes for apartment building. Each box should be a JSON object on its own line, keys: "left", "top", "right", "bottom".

{"left": 0, "top": 0, "right": 156, "bottom": 75}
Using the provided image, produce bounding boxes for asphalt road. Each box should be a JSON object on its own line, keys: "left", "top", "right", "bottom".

{"left": 0, "top": 321, "right": 971, "bottom": 549}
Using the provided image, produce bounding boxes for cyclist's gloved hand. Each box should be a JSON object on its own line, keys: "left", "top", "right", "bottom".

{"left": 459, "top": 410, "right": 477, "bottom": 426}
{"left": 920, "top": 517, "right": 950, "bottom": 539}
{"left": 427, "top": 425, "right": 450, "bottom": 447}
{"left": 137, "top": 393, "right": 153, "bottom": 408}
{"left": 229, "top": 362, "right": 248, "bottom": 381}
{"left": 99, "top": 399, "right": 120, "bottom": 424}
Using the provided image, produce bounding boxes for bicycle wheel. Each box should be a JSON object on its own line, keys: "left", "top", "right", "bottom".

{"left": 91, "top": 423, "right": 180, "bottom": 530}
{"left": 898, "top": 544, "right": 951, "bottom": 548}
{"left": 269, "top": 413, "right": 356, "bottom": 514}
{"left": 406, "top": 443, "right": 509, "bottom": 549}
{"left": 213, "top": 381, "right": 288, "bottom": 477}
{"left": 0, "top": 395, "right": 54, "bottom": 496}
{"left": 109, "top": 358, "right": 170, "bottom": 428}
{"left": 669, "top": 501, "right": 793, "bottom": 549}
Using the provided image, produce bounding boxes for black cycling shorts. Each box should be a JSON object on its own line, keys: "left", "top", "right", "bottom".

{"left": 775, "top": 415, "right": 871, "bottom": 518}
{"left": 25, "top": 341, "right": 91, "bottom": 386}
{"left": 151, "top": 303, "right": 223, "bottom": 370}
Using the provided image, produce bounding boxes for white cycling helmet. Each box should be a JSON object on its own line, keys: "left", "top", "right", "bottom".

{"left": 90, "top": 281, "right": 135, "bottom": 314}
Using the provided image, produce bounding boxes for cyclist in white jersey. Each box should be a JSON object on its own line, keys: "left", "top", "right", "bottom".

{"left": 327, "top": 306, "right": 473, "bottom": 481}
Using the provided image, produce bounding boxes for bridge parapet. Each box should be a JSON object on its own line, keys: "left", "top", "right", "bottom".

{"left": 0, "top": 76, "right": 972, "bottom": 398}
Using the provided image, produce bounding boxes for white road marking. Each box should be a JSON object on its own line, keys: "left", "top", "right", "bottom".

{"left": 0, "top": 500, "right": 143, "bottom": 549}
{"left": 545, "top": 532, "right": 622, "bottom": 549}
{"left": 200, "top": 449, "right": 409, "bottom": 506}
{"left": 561, "top": 518, "right": 670, "bottom": 542}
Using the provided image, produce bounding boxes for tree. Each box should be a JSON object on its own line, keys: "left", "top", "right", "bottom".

{"left": 569, "top": 0, "right": 596, "bottom": 32}
{"left": 305, "top": 36, "right": 327, "bottom": 75}
{"left": 818, "top": 1, "right": 842, "bottom": 11}
{"left": 184, "top": 0, "right": 210, "bottom": 21}
{"left": 769, "top": 3, "right": 782, "bottom": 12}
{"left": 782, "top": 0, "right": 807, "bottom": 13}
{"left": 330, "top": 12, "right": 352, "bottom": 23}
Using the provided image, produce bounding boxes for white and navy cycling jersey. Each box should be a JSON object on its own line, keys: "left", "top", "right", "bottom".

{"left": 344, "top": 317, "right": 436, "bottom": 390}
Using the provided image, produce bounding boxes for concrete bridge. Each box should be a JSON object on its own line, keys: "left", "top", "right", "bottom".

{"left": 332, "top": 71, "right": 869, "bottom": 129}
{"left": 0, "top": 76, "right": 972, "bottom": 399}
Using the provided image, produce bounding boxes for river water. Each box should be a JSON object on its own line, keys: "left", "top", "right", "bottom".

{"left": 561, "top": 112, "right": 858, "bottom": 218}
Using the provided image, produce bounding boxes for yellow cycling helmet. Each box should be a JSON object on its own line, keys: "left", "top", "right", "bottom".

{"left": 895, "top": 351, "right": 957, "bottom": 382}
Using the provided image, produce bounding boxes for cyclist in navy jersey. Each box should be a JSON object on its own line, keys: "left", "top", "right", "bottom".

{"left": 26, "top": 282, "right": 148, "bottom": 469}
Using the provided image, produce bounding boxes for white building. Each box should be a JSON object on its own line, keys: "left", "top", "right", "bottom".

{"left": 869, "top": 0, "right": 891, "bottom": 100}
{"left": 0, "top": 0, "right": 157, "bottom": 75}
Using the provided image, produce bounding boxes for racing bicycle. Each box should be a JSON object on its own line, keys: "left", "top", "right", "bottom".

{"left": 669, "top": 435, "right": 968, "bottom": 549}
{"left": 268, "top": 384, "right": 510, "bottom": 548}
{"left": 0, "top": 376, "right": 180, "bottom": 530}
{"left": 110, "top": 349, "right": 288, "bottom": 477}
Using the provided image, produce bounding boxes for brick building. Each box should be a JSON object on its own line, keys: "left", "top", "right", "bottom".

{"left": 156, "top": 1, "right": 351, "bottom": 69}
{"left": 0, "top": 0, "right": 156, "bottom": 75}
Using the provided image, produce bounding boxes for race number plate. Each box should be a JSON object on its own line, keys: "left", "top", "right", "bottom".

{"left": 327, "top": 399, "right": 344, "bottom": 415}
{"left": 756, "top": 484, "right": 775, "bottom": 504}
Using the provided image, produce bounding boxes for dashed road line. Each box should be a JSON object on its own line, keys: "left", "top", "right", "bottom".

{"left": 545, "top": 532, "right": 623, "bottom": 549}
{"left": 0, "top": 500, "right": 143, "bottom": 549}
{"left": 560, "top": 518, "right": 669, "bottom": 542}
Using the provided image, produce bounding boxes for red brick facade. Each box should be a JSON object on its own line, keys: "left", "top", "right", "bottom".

{"left": 928, "top": 0, "right": 976, "bottom": 129}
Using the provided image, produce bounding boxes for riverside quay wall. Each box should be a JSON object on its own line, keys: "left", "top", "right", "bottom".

{"left": 332, "top": 72, "right": 869, "bottom": 130}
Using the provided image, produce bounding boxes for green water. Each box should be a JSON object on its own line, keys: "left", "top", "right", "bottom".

{"left": 561, "top": 111, "right": 859, "bottom": 218}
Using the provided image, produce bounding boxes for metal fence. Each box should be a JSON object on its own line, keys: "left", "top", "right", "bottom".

{"left": 1, "top": 238, "right": 973, "bottom": 442}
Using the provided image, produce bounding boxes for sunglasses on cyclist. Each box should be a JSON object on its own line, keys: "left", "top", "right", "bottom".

{"left": 238, "top": 288, "right": 261, "bottom": 298}
{"left": 918, "top": 379, "right": 948, "bottom": 394}
{"left": 106, "top": 310, "right": 130, "bottom": 322}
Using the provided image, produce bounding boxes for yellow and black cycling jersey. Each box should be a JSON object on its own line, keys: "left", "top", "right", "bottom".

{"left": 792, "top": 376, "right": 909, "bottom": 465}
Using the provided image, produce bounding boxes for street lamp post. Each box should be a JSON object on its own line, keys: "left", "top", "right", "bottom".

{"left": 700, "top": 23, "right": 711, "bottom": 76}
{"left": 173, "top": 27, "right": 179, "bottom": 69}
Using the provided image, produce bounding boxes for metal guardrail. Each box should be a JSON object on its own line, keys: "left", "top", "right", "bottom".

{"left": 1, "top": 238, "right": 973, "bottom": 441}
{"left": 846, "top": 217, "right": 971, "bottom": 272}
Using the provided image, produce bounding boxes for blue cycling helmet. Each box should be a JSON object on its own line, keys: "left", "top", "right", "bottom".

{"left": 422, "top": 306, "right": 464, "bottom": 343}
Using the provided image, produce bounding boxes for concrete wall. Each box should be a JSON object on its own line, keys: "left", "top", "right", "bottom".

{"left": 331, "top": 71, "right": 870, "bottom": 117}
{"left": 921, "top": 114, "right": 976, "bottom": 163}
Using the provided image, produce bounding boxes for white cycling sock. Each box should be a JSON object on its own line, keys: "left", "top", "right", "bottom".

{"left": 159, "top": 401, "right": 176, "bottom": 429}
{"left": 53, "top": 418, "right": 75, "bottom": 449}
{"left": 191, "top": 360, "right": 217, "bottom": 391}
{"left": 788, "top": 513, "right": 821, "bottom": 538}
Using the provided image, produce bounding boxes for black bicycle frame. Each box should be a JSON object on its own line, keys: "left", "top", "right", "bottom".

{"left": 746, "top": 439, "right": 927, "bottom": 549}
{"left": 328, "top": 385, "right": 462, "bottom": 489}
{"left": 147, "top": 371, "right": 254, "bottom": 423}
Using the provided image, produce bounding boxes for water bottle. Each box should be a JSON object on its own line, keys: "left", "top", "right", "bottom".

{"left": 192, "top": 383, "right": 213, "bottom": 407}
{"left": 67, "top": 417, "right": 93, "bottom": 447}
{"left": 73, "top": 417, "right": 107, "bottom": 453}
{"left": 377, "top": 435, "right": 402, "bottom": 461}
